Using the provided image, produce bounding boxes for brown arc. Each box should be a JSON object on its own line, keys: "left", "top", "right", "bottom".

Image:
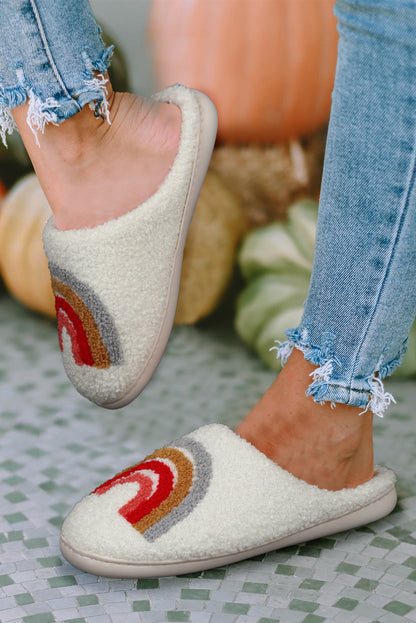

{"left": 133, "top": 447, "right": 194, "bottom": 534}
{"left": 51, "top": 278, "right": 111, "bottom": 369}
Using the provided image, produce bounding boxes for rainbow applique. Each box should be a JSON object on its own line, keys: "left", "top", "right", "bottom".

{"left": 49, "top": 263, "right": 123, "bottom": 369}
{"left": 93, "top": 437, "right": 212, "bottom": 542}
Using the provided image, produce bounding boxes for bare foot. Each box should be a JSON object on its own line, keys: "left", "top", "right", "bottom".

{"left": 236, "top": 349, "right": 374, "bottom": 491}
{"left": 12, "top": 80, "right": 182, "bottom": 230}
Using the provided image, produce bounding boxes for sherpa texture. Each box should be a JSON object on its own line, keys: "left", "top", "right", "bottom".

{"left": 61, "top": 424, "right": 396, "bottom": 563}
{"left": 43, "top": 85, "right": 204, "bottom": 405}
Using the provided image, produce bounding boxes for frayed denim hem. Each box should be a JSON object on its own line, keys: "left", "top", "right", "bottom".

{"left": 270, "top": 326, "right": 402, "bottom": 418}
{"left": 0, "top": 45, "right": 114, "bottom": 147}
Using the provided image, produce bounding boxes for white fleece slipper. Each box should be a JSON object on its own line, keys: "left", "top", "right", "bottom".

{"left": 60, "top": 424, "right": 397, "bottom": 578}
{"left": 42, "top": 85, "right": 218, "bottom": 409}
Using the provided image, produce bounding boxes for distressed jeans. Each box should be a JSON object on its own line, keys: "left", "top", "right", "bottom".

{"left": 278, "top": 0, "right": 416, "bottom": 417}
{"left": 0, "top": 0, "right": 415, "bottom": 418}
{"left": 0, "top": 0, "right": 112, "bottom": 145}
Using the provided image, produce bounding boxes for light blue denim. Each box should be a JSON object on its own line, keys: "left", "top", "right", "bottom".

{"left": 277, "top": 0, "right": 416, "bottom": 417}
{"left": 0, "top": 0, "right": 112, "bottom": 145}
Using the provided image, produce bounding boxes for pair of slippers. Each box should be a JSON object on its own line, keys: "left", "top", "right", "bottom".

{"left": 43, "top": 85, "right": 397, "bottom": 579}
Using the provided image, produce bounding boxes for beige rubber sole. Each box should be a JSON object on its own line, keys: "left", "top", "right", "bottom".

{"left": 60, "top": 485, "right": 397, "bottom": 578}
{"left": 101, "top": 90, "right": 218, "bottom": 410}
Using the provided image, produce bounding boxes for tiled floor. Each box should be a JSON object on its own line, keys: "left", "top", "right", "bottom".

{"left": 1, "top": 293, "right": 416, "bottom": 623}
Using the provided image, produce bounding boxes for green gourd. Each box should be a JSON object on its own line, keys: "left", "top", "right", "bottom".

{"left": 236, "top": 199, "right": 416, "bottom": 376}
{"left": 236, "top": 199, "right": 315, "bottom": 370}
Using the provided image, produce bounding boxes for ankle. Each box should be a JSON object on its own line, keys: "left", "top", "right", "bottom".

{"left": 12, "top": 86, "right": 182, "bottom": 230}
{"left": 238, "top": 405, "right": 374, "bottom": 489}
{"left": 12, "top": 75, "right": 115, "bottom": 161}
{"left": 237, "top": 350, "right": 375, "bottom": 490}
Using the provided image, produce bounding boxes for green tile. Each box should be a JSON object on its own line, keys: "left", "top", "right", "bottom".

{"left": 51, "top": 502, "right": 70, "bottom": 514}
{"left": 77, "top": 595, "right": 99, "bottom": 606}
{"left": 167, "top": 612, "right": 190, "bottom": 622}
{"left": 407, "top": 570, "right": 416, "bottom": 582}
{"left": 3, "top": 475, "right": 24, "bottom": 486}
{"left": 14, "top": 423, "right": 41, "bottom": 435}
{"left": 404, "top": 556, "right": 416, "bottom": 569}
{"left": 0, "top": 575, "right": 14, "bottom": 587}
{"left": 370, "top": 537, "right": 397, "bottom": 550}
{"left": 7, "top": 530, "right": 24, "bottom": 541}
{"left": 0, "top": 410, "right": 16, "bottom": 419}
{"left": 354, "top": 525, "right": 376, "bottom": 534}
{"left": 275, "top": 564, "right": 296, "bottom": 576}
{"left": 276, "top": 546, "right": 297, "bottom": 559}
{"left": 25, "top": 448, "right": 47, "bottom": 458}
{"left": 297, "top": 545, "right": 321, "bottom": 558}
{"left": 5, "top": 491, "right": 27, "bottom": 503}
{"left": 37, "top": 556, "right": 63, "bottom": 568}
{"left": 137, "top": 578, "right": 159, "bottom": 589}
{"left": 0, "top": 533, "right": 6, "bottom": 544}
{"left": 23, "top": 615, "right": 55, "bottom": 623}
{"left": 387, "top": 526, "right": 411, "bottom": 539}
{"left": 41, "top": 466, "right": 61, "bottom": 478}
{"left": 38, "top": 405, "right": 59, "bottom": 415}
{"left": 24, "top": 537, "right": 48, "bottom": 549}
{"left": 42, "top": 467, "right": 60, "bottom": 478}
{"left": 53, "top": 418, "right": 69, "bottom": 428}
{"left": 401, "top": 534, "right": 416, "bottom": 545}
{"left": 181, "top": 589, "right": 210, "bottom": 601}
{"left": 15, "top": 593, "right": 34, "bottom": 606}
{"left": 302, "top": 616, "right": 325, "bottom": 623}
{"left": 383, "top": 601, "right": 413, "bottom": 616}
{"left": 39, "top": 481, "right": 59, "bottom": 492}
{"left": 0, "top": 459, "right": 22, "bottom": 472}
{"left": 312, "top": 538, "right": 335, "bottom": 549}
{"left": 132, "top": 600, "right": 151, "bottom": 612}
{"left": 404, "top": 520, "right": 416, "bottom": 531}
{"left": 354, "top": 578, "right": 379, "bottom": 591}
{"left": 65, "top": 443, "right": 85, "bottom": 453}
{"left": 48, "top": 516, "right": 64, "bottom": 528}
{"left": 258, "top": 618, "right": 279, "bottom": 623}
{"left": 4, "top": 512, "right": 27, "bottom": 524}
{"left": 16, "top": 382, "right": 36, "bottom": 392}
{"left": 289, "top": 600, "right": 319, "bottom": 613}
{"left": 63, "top": 620, "right": 85, "bottom": 623}
{"left": 48, "top": 575, "right": 77, "bottom": 588}
{"left": 202, "top": 568, "right": 227, "bottom": 580}
{"left": 333, "top": 598, "right": 358, "bottom": 611}
{"left": 299, "top": 579, "right": 325, "bottom": 591}
{"left": 336, "top": 562, "right": 360, "bottom": 575}
{"left": 243, "top": 582, "right": 268, "bottom": 594}
{"left": 223, "top": 603, "right": 250, "bottom": 615}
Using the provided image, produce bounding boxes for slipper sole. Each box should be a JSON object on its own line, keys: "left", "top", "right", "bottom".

{"left": 60, "top": 484, "right": 396, "bottom": 578}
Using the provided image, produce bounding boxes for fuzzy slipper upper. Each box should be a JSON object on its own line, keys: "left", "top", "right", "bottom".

{"left": 43, "top": 85, "right": 218, "bottom": 408}
{"left": 60, "top": 424, "right": 396, "bottom": 576}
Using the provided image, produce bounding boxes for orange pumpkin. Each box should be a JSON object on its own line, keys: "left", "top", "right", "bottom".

{"left": 148, "top": 0, "right": 338, "bottom": 144}
{"left": 0, "top": 175, "right": 55, "bottom": 317}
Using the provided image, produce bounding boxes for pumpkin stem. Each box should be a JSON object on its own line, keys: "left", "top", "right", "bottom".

{"left": 289, "top": 140, "right": 309, "bottom": 187}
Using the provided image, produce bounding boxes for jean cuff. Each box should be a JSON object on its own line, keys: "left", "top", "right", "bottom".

{"left": 272, "top": 326, "right": 402, "bottom": 418}
{"left": 0, "top": 44, "right": 113, "bottom": 147}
